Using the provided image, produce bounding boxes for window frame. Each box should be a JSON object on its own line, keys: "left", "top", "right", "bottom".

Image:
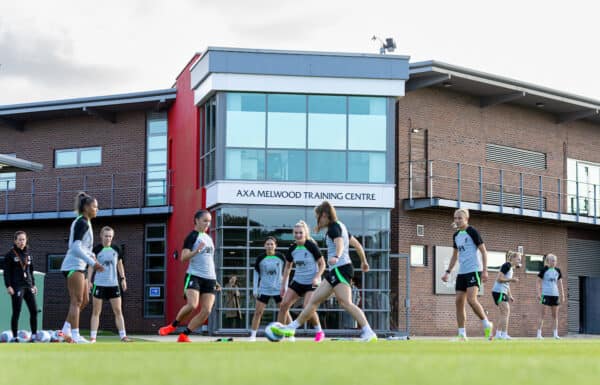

{"left": 0, "top": 153, "right": 17, "bottom": 191}
{"left": 55, "top": 147, "right": 102, "bottom": 168}
{"left": 47, "top": 254, "right": 65, "bottom": 272}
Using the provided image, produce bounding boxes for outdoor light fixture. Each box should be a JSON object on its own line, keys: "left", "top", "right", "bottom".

{"left": 442, "top": 81, "right": 453, "bottom": 87}
{"left": 536, "top": 102, "right": 545, "bottom": 108}
{"left": 372, "top": 36, "right": 397, "bottom": 54}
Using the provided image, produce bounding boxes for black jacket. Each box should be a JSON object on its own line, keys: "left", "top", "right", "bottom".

{"left": 3, "top": 247, "right": 35, "bottom": 289}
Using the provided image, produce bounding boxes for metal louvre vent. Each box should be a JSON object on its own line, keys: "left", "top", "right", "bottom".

{"left": 485, "top": 190, "right": 546, "bottom": 210}
{"left": 486, "top": 144, "right": 546, "bottom": 170}
{"left": 567, "top": 239, "right": 600, "bottom": 333}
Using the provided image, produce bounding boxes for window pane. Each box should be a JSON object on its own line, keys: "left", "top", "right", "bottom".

{"left": 146, "top": 271, "right": 164, "bottom": 284}
{"left": 147, "top": 195, "right": 166, "bottom": 206}
{"left": 410, "top": 245, "right": 426, "bottom": 266}
{"left": 222, "top": 228, "right": 247, "bottom": 247}
{"left": 148, "top": 135, "right": 167, "bottom": 150}
{"left": 148, "top": 165, "right": 167, "bottom": 180}
{"left": 148, "top": 119, "right": 167, "bottom": 135}
{"left": 248, "top": 207, "right": 305, "bottom": 228}
{"left": 0, "top": 174, "right": 15, "bottom": 191}
{"left": 221, "top": 207, "right": 248, "bottom": 226}
{"left": 48, "top": 255, "right": 64, "bottom": 271}
{"left": 56, "top": 150, "right": 77, "bottom": 167}
{"left": 80, "top": 148, "right": 101, "bottom": 165}
{"left": 267, "top": 94, "right": 306, "bottom": 148}
{"left": 348, "top": 152, "right": 385, "bottom": 183}
{"left": 148, "top": 150, "right": 166, "bottom": 165}
{"left": 226, "top": 149, "right": 265, "bottom": 180}
{"left": 348, "top": 97, "right": 387, "bottom": 151}
{"left": 526, "top": 254, "right": 544, "bottom": 272}
{"left": 146, "top": 240, "right": 165, "bottom": 254}
{"left": 308, "top": 95, "right": 346, "bottom": 150}
{"left": 226, "top": 93, "right": 266, "bottom": 148}
{"left": 487, "top": 251, "right": 506, "bottom": 271}
{"left": 266, "top": 150, "right": 305, "bottom": 181}
{"left": 146, "top": 256, "right": 165, "bottom": 270}
{"left": 147, "top": 180, "right": 167, "bottom": 195}
{"left": 145, "top": 301, "right": 164, "bottom": 316}
{"left": 146, "top": 226, "right": 165, "bottom": 238}
{"left": 307, "top": 151, "right": 345, "bottom": 182}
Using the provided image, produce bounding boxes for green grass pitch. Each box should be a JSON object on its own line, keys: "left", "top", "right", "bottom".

{"left": 1, "top": 339, "right": 599, "bottom": 385}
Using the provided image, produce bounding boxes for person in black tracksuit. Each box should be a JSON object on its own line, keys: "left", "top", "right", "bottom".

{"left": 3, "top": 231, "right": 38, "bottom": 341}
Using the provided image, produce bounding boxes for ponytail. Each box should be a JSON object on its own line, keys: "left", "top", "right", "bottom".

{"left": 74, "top": 191, "right": 95, "bottom": 214}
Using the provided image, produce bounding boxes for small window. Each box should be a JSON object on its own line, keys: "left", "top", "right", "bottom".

{"left": 526, "top": 254, "right": 544, "bottom": 273}
{"left": 487, "top": 251, "right": 506, "bottom": 271}
{"left": 55, "top": 147, "right": 102, "bottom": 168}
{"left": 47, "top": 254, "right": 65, "bottom": 272}
{"left": 0, "top": 153, "right": 16, "bottom": 191}
{"left": 410, "top": 245, "right": 426, "bottom": 266}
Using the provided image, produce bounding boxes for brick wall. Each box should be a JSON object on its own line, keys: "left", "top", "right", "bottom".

{"left": 391, "top": 87, "right": 600, "bottom": 336}
{"left": 0, "top": 217, "right": 165, "bottom": 334}
{"left": 0, "top": 111, "right": 147, "bottom": 213}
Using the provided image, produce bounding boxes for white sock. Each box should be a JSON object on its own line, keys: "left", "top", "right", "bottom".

{"left": 361, "top": 325, "right": 373, "bottom": 334}
{"left": 72, "top": 329, "right": 80, "bottom": 340}
{"left": 458, "top": 328, "right": 466, "bottom": 337}
{"left": 250, "top": 329, "right": 257, "bottom": 338}
{"left": 62, "top": 321, "right": 71, "bottom": 335}
{"left": 537, "top": 329, "right": 542, "bottom": 337}
{"left": 495, "top": 330, "right": 502, "bottom": 338}
{"left": 501, "top": 331, "right": 507, "bottom": 338}
{"left": 90, "top": 330, "right": 97, "bottom": 339}
{"left": 314, "top": 325, "right": 322, "bottom": 333}
{"left": 553, "top": 329, "right": 559, "bottom": 337}
{"left": 119, "top": 330, "right": 127, "bottom": 339}
{"left": 482, "top": 319, "right": 491, "bottom": 329}
{"left": 289, "top": 320, "right": 300, "bottom": 329}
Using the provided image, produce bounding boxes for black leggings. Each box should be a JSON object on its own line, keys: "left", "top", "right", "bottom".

{"left": 10, "top": 288, "right": 38, "bottom": 336}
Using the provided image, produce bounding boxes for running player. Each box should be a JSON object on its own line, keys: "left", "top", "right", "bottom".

{"left": 441, "top": 208, "right": 493, "bottom": 340}
{"left": 60, "top": 192, "right": 104, "bottom": 343}
{"left": 4, "top": 231, "right": 38, "bottom": 342}
{"left": 249, "top": 236, "right": 289, "bottom": 341}
{"left": 491, "top": 250, "right": 521, "bottom": 340}
{"left": 158, "top": 210, "right": 221, "bottom": 342}
{"left": 277, "top": 221, "right": 326, "bottom": 342}
{"left": 270, "top": 201, "right": 377, "bottom": 342}
{"left": 536, "top": 253, "right": 564, "bottom": 339}
{"left": 89, "top": 226, "right": 130, "bottom": 343}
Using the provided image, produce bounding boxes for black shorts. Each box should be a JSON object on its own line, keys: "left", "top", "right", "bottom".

{"left": 492, "top": 291, "right": 508, "bottom": 305}
{"left": 324, "top": 264, "right": 353, "bottom": 288}
{"left": 541, "top": 295, "right": 559, "bottom": 307}
{"left": 289, "top": 281, "right": 316, "bottom": 297}
{"left": 257, "top": 294, "right": 282, "bottom": 304}
{"left": 455, "top": 271, "right": 482, "bottom": 292}
{"left": 62, "top": 270, "right": 87, "bottom": 279}
{"left": 184, "top": 274, "right": 216, "bottom": 296}
{"left": 92, "top": 285, "right": 121, "bottom": 300}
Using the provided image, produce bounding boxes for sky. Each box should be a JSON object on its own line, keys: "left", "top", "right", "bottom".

{"left": 1, "top": 0, "right": 599, "bottom": 104}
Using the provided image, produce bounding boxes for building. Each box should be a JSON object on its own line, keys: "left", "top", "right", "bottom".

{"left": 1, "top": 48, "right": 599, "bottom": 336}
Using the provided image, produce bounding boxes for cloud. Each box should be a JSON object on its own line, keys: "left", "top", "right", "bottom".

{"left": 0, "top": 22, "right": 136, "bottom": 99}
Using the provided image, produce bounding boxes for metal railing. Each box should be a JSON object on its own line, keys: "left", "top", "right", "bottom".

{"left": 403, "top": 159, "right": 599, "bottom": 224}
{"left": 0, "top": 170, "right": 172, "bottom": 216}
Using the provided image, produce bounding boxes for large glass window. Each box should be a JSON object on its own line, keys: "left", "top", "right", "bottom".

{"left": 144, "top": 224, "right": 166, "bottom": 317}
{"left": 55, "top": 147, "right": 102, "bottom": 168}
{"left": 201, "top": 96, "right": 217, "bottom": 185}
{"left": 308, "top": 95, "right": 346, "bottom": 150}
{"left": 214, "top": 206, "right": 391, "bottom": 333}
{"left": 0, "top": 153, "right": 16, "bottom": 191}
{"left": 348, "top": 152, "right": 385, "bottom": 183}
{"left": 224, "top": 92, "right": 389, "bottom": 184}
{"left": 348, "top": 97, "right": 387, "bottom": 151}
{"left": 266, "top": 150, "right": 305, "bottom": 181}
{"left": 267, "top": 94, "right": 306, "bottom": 148}
{"left": 146, "top": 112, "right": 168, "bottom": 206}
{"left": 226, "top": 149, "right": 265, "bottom": 180}
{"left": 308, "top": 151, "right": 346, "bottom": 182}
{"left": 226, "top": 93, "right": 265, "bottom": 148}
